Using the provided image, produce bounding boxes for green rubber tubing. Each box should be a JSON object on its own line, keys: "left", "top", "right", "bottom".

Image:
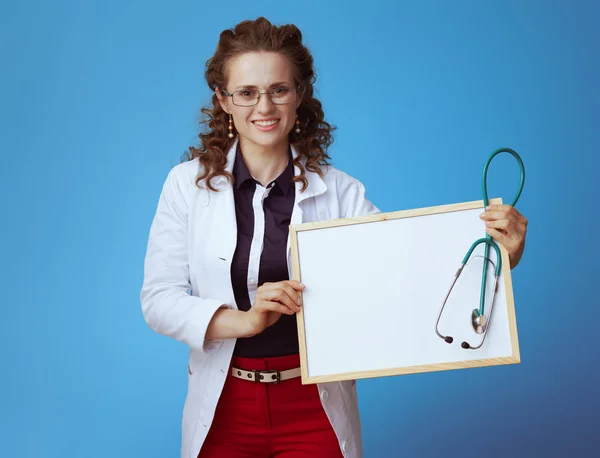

{"left": 477, "top": 148, "right": 525, "bottom": 317}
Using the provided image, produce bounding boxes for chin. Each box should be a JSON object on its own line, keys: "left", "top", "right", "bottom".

{"left": 244, "top": 131, "right": 290, "bottom": 150}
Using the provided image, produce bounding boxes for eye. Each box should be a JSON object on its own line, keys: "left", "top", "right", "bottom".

{"left": 239, "top": 90, "right": 255, "bottom": 98}
{"left": 273, "top": 86, "right": 291, "bottom": 95}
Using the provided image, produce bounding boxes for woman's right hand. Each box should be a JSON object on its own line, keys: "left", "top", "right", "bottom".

{"left": 245, "top": 280, "right": 305, "bottom": 337}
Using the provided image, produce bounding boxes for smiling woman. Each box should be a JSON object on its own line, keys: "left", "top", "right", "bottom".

{"left": 142, "top": 17, "right": 373, "bottom": 458}
{"left": 184, "top": 18, "right": 334, "bottom": 192}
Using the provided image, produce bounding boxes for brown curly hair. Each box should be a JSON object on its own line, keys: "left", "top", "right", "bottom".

{"left": 183, "top": 17, "right": 335, "bottom": 192}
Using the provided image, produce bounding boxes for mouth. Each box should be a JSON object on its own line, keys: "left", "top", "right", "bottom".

{"left": 252, "top": 118, "right": 280, "bottom": 131}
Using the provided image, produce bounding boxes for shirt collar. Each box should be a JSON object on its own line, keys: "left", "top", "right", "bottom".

{"left": 217, "top": 136, "right": 326, "bottom": 204}
{"left": 233, "top": 142, "right": 294, "bottom": 196}
{"left": 233, "top": 143, "right": 253, "bottom": 189}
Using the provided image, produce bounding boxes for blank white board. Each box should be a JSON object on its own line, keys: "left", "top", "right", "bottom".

{"left": 290, "top": 199, "right": 520, "bottom": 384}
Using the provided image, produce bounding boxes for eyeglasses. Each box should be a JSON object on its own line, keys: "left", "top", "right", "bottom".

{"left": 221, "top": 86, "right": 300, "bottom": 107}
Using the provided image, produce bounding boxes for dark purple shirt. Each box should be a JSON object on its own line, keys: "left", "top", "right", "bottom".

{"left": 230, "top": 146, "right": 297, "bottom": 358}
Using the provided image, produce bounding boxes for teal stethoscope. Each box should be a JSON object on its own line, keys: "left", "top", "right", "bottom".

{"left": 435, "top": 148, "right": 525, "bottom": 350}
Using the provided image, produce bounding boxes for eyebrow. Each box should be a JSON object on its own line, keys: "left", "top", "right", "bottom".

{"left": 233, "top": 81, "right": 293, "bottom": 90}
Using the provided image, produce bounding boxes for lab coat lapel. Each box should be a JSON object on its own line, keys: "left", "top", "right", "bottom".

{"left": 287, "top": 144, "right": 327, "bottom": 266}
{"left": 289, "top": 144, "right": 327, "bottom": 224}
{"left": 209, "top": 139, "right": 238, "bottom": 302}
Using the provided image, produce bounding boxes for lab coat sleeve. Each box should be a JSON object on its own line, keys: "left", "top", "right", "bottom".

{"left": 140, "top": 166, "right": 225, "bottom": 353}
{"left": 343, "top": 178, "right": 380, "bottom": 218}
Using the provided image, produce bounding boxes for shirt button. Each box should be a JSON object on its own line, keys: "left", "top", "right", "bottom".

{"left": 320, "top": 389, "right": 328, "bottom": 401}
{"left": 342, "top": 440, "right": 349, "bottom": 452}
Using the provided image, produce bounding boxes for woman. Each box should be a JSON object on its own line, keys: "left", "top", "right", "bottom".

{"left": 140, "top": 17, "right": 528, "bottom": 458}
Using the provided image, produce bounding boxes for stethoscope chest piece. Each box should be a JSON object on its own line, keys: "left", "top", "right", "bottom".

{"left": 471, "top": 309, "right": 486, "bottom": 334}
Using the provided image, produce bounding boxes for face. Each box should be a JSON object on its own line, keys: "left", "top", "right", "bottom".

{"left": 216, "top": 51, "right": 301, "bottom": 155}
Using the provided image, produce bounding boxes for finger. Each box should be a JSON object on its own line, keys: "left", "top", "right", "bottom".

{"left": 485, "top": 219, "right": 512, "bottom": 232}
{"left": 486, "top": 205, "right": 527, "bottom": 222}
{"left": 264, "top": 301, "right": 295, "bottom": 315}
{"left": 486, "top": 227, "right": 511, "bottom": 244}
{"left": 278, "top": 283, "right": 303, "bottom": 306}
{"left": 260, "top": 280, "right": 305, "bottom": 293}
{"left": 260, "top": 288, "right": 300, "bottom": 313}
{"left": 485, "top": 204, "right": 519, "bottom": 213}
{"left": 480, "top": 210, "right": 519, "bottom": 223}
{"left": 281, "top": 279, "right": 306, "bottom": 291}
{"left": 271, "top": 281, "right": 305, "bottom": 305}
{"left": 263, "top": 282, "right": 303, "bottom": 306}
{"left": 504, "top": 206, "right": 525, "bottom": 222}
{"left": 485, "top": 204, "right": 514, "bottom": 212}
{"left": 272, "top": 302, "right": 295, "bottom": 315}
{"left": 253, "top": 297, "right": 296, "bottom": 315}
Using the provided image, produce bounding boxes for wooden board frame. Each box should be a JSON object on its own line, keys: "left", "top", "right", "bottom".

{"left": 290, "top": 198, "right": 520, "bottom": 384}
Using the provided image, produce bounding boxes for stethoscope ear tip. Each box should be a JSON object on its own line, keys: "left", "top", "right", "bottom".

{"left": 461, "top": 342, "right": 471, "bottom": 349}
{"left": 445, "top": 336, "right": 453, "bottom": 344}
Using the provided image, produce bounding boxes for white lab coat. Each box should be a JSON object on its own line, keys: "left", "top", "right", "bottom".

{"left": 140, "top": 138, "right": 380, "bottom": 458}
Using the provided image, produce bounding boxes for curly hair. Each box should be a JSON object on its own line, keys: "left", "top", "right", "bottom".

{"left": 183, "top": 17, "right": 335, "bottom": 192}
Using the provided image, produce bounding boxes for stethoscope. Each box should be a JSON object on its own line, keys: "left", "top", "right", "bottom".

{"left": 435, "top": 148, "right": 525, "bottom": 350}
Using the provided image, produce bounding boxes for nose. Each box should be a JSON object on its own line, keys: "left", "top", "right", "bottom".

{"left": 256, "top": 92, "right": 275, "bottom": 114}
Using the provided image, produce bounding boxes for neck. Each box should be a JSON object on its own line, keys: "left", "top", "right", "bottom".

{"left": 238, "top": 137, "right": 290, "bottom": 186}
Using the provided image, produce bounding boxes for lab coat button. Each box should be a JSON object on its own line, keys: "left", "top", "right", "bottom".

{"left": 342, "top": 440, "right": 349, "bottom": 451}
{"left": 320, "top": 389, "right": 328, "bottom": 401}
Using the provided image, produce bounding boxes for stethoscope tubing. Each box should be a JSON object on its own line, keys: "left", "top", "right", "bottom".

{"left": 435, "top": 147, "right": 525, "bottom": 350}
{"left": 478, "top": 148, "right": 525, "bottom": 317}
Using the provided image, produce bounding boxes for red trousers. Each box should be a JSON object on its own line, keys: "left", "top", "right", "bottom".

{"left": 197, "top": 354, "right": 343, "bottom": 458}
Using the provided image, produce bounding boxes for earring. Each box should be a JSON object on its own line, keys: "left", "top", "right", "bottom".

{"left": 228, "top": 114, "right": 234, "bottom": 138}
{"left": 295, "top": 113, "right": 301, "bottom": 134}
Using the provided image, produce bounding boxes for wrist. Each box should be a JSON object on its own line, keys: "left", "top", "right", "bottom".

{"left": 509, "top": 246, "right": 524, "bottom": 269}
{"left": 241, "top": 310, "right": 259, "bottom": 338}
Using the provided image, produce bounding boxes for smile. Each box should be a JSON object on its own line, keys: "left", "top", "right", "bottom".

{"left": 252, "top": 119, "right": 280, "bottom": 131}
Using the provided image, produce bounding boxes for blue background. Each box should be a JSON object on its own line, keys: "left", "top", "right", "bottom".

{"left": 1, "top": 0, "right": 598, "bottom": 457}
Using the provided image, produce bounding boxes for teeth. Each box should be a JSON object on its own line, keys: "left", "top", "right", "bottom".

{"left": 254, "top": 120, "right": 278, "bottom": 127}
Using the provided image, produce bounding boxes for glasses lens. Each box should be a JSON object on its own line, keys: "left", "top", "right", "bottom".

{"left": 270, "top": 86, "right": 296, "bottom": 104}
{"left": 232, "top": 90, "right": 259, "bottom": 106}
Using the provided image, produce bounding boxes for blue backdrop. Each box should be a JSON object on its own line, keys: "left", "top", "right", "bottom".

{"left": 1, "top": 1, "right": 598, "bottom": 457}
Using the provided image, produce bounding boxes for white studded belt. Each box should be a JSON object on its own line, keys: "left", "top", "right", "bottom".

{"left": 231, "top": 366, "right": 301, "bottom": 384}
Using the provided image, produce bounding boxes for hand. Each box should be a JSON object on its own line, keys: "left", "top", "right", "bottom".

{"left": 480, "top": 204, "right": 528, "bottom": 269}
{"left": 245, "top": 280, "right": 305, "bottom": 337}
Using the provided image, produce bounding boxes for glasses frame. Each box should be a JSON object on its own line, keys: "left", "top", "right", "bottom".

{"left": 221, "top": 86, "right": 301, "bottom": 107}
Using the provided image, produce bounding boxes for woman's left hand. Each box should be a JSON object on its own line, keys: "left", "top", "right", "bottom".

{"left": 479, "top": 204, "right": 528, "bottom": 269}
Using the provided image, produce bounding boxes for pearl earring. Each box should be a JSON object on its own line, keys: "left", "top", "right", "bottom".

{"left": 295, "top": 113, "right": 300, "bottom": 134}
{"left": 228, "top": 114, "right": 234, "bottom": 138}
